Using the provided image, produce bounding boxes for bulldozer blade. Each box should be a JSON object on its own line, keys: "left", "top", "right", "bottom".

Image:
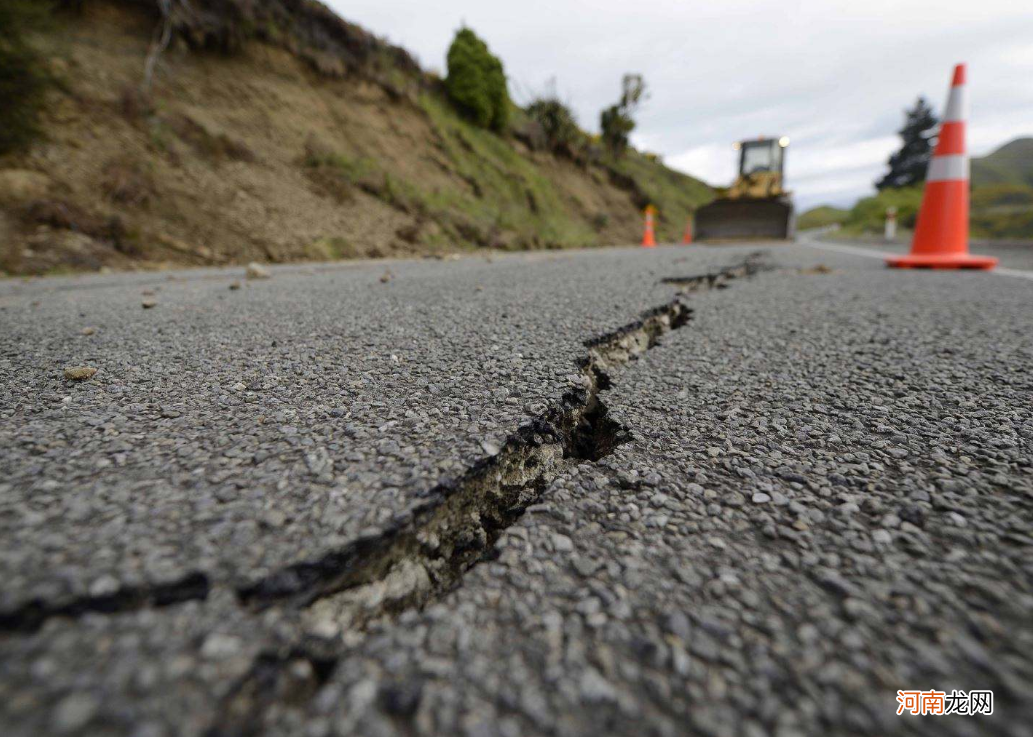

{"left": 695, "top": 197, "right": 795, "bottom": 241}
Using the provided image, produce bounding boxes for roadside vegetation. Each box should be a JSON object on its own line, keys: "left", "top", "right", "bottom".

{"left": 444, "top": 28, "right": 509, "bottom": 133}
{"left": 969, "top": 138, "right": 1033, "bottom": 238}
{"left": 804, "top": 94, "right": 1032, "bottom": 240}
{"left": 600, "top": 74, "right": 647, "bottom": 156}
{"left": 524, "top": 95, "right": 587, "bottom": 161}
{"left": 0, "top": 1, "right": 55, "bottom": 156}
{"left": 0, "top": 1, "right": 714, "bottom": 275}
{"left": 796, "top": 206, "right": 849, "bottom": 230}
{"left": 802, "top": 145, "right": 1033, "bottom": 239}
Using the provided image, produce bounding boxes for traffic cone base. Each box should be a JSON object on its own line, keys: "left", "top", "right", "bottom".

{"left": 885, "top": 253, "right": 998, "bottom": 269}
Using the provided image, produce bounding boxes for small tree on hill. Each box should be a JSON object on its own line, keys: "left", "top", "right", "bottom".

{"left": 445, "top": 28, "right": 509, "bottom": 132}
{"left": 600, "top": 73, "right": 646, "bottom": 156}
{"left": 876, "top": 97, "right": 938, "bottom": 190}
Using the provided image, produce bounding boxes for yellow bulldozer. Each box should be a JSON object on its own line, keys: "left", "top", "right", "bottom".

{"left": 695, "top": 136, "right": 795, "bottom": 241}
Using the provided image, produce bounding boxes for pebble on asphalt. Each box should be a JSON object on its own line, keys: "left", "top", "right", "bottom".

{"left": 245, "top": 262, "right": 272, "bottom": 280}
{"left": 63, "top": 366, "right": 98, "bottom": 381}
{"left": 799, "top": 264, "right": 837, "bottom": 275}
{"left": 141, "top": 298, "right": 157, "bottom": 309}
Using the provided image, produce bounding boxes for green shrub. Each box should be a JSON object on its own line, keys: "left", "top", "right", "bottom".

{"left": 0, "top": 1, "right": 53, "bottom": 156}
{"left": 445, "top": 28, "right": 509, "bottom": 132}
{"left": 526, "top": 98, "right": 583, "bottom": 159}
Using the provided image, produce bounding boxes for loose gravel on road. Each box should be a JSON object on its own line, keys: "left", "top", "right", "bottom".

{"left": 1, "top": 243, "right": 1031, "bottom": 736}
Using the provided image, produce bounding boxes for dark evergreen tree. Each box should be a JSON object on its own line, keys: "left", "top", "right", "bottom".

{"left": 876, "top": 97, "right": 938, "bottom": 190}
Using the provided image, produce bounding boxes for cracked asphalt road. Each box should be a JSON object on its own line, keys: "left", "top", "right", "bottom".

{"left": 1, "top": 242, "right": 1031, "bottom": 736}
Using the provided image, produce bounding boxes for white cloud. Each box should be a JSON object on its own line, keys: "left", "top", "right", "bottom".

{"left": 666, "top": 145, "right": 731, "bottom": 188}
{"left": 325, "top": 0, "right": 1033, "bottom": 208}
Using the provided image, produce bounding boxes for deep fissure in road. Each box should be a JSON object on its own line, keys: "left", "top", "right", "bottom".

{"left": 0, "top": 255, "right": 764, "bottom": 734}
{"left": 238, "top": 258, "right": 762, "bottom": 625}
{"left": 208, "top": 257, "right": 764, "bottom": 735}
{"left": 236, "top": 306, "right": 685, "bottom": 620}
{"left": 0, "top": 257, "right": 761, "bottom": 649}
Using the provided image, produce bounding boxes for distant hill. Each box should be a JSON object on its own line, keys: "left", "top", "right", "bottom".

{"left": 798, "top": 137, "right": 1033, "bottom": 240}
{"left": 796, "top": 205, "right": 849, "bottom": 230}
{"left": 972, "top": 137, "right": 1033, "bottom": 189}
{"left": 970, "top": 137, "right": 1033, "bottom": 238}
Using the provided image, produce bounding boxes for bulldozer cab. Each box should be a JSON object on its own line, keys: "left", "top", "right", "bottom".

{"left": 728, "top": 138, "right": 787, "bottom": 199}
{"left": 740, "top": 138, "right": 784, "bottom": 176}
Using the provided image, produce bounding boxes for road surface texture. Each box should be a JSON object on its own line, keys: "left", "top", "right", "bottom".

{"left": 1, "top": 241, "right": 1031, "bottom": 737}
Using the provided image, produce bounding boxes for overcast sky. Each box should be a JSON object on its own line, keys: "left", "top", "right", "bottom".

{"left": 326, "top": 0, "right": 1033, "bottom": 210}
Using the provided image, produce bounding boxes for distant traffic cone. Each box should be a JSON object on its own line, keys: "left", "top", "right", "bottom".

{"left": 681, "top": 217, "right": 693, "bottom": 244}
{"left": 886, "top": 64, "right": 997, "bottom": 270}
{"left": 642, "top": 206, "right": 657, "bottom": 248}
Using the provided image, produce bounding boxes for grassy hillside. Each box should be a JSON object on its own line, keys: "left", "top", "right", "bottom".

{"left": 972, "top": 137, "right": 1033, "bottom": 189}
{"left": 796, "top": 205, "right": 849, "bottom": 230}
{"left": 798, "top": 137, "right": 1033, "bottom": 240}
{"left": 0, "top": 0, "right": 712, "bottom": 275}
{"left": 970, "top": 138, "right": 1033, "bottom": 238}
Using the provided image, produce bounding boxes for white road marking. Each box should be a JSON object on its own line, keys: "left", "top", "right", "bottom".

{"left": 798, "top": 240, "right": 895, "bottom": 260}
{"left": 994, "top": 267, "right": 1033, "bottom": 282}
{"left": 797, "top": 237, "right": 1033, "bottom": 282}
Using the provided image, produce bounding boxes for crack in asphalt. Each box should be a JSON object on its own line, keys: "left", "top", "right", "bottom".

{"left": 0, "top": 254, "right": 767, "bottom": 651}
{"left": 234, "top": 307, "right": 678, "bottom": 616}
{"left": 237, "top": 257, "right": 767, "bottom": 620}
{"left": 206, "top": 647, "right": 339, "bottom": 737}
{"left": 207, "top": 254, "right": 768, "bottom": 734}
{"left": 0, "top": 571, "right": 210, "bottom": 635}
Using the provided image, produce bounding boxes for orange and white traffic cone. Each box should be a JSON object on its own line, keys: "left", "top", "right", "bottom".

{"left": 642, "top": 207, "right": 657, "bottom": 248}
{"left": 681, "top": 217, "right": 693, "bottom": 245}
{"left": 886, "top": 64, "right": 997, "bottom": 270}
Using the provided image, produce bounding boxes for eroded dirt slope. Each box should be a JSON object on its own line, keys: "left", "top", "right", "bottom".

{"left": 0, "top": 1, "right": 711, "bottom": 275}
